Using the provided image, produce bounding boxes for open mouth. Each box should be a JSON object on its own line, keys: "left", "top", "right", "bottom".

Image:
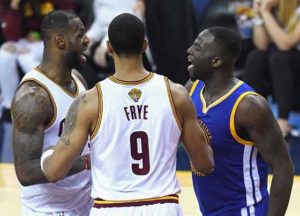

{"left": 80, "top": 53, "right": 87, "bottom": 63}
{"left": 187, "top": 64, "right": 194, "bottom": 72}
{"left": 187, "top": 56, "right": 194, "bottom": 71}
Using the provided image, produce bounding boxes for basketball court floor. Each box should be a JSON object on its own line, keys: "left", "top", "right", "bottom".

{"left": 0, "top": 164, "right": 299, "bottom": 216}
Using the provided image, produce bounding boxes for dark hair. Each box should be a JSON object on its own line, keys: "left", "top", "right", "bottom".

{"left": 40, "top": 10, "right": 78, "bottom": 40}
{"left": 207, "top": 26, "right": 241, "bottom": 59}
{"left": 108, "top": 13, "right": 145, "bottom": 55}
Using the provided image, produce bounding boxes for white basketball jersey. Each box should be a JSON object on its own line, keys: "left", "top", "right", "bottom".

{"left": 89, "top": 73, "right": 182, "bottom": 200}
{"left": 19, "top": 68, "right": 92, "bottom": 212}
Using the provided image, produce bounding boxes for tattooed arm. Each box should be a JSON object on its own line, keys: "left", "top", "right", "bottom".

{"left": 12, "top": 81, "right": 90, "bottom": 186}
{"left": 43, "top": 87, "right": 99, "bottom": 182}
{"left": 11, "top": 82, "right": 53, "bottom": 186}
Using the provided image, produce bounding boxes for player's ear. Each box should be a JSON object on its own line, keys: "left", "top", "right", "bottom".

{"left": 107, "top": 41, "right": 114, "bottom": 54}
{"left": 141, "top": 39, "right": 148, "bottom": 53}
{"left": 211, "top": 57, "right": 222, "bottom": 68}
{"left": 55, "top": 34, "right": 65, "bottom": 49}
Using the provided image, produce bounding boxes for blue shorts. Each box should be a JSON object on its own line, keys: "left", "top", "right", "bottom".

{"left": 202, "top": 196, "right": 268, "bottom": 216}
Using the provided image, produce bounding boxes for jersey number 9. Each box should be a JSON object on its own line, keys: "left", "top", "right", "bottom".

{"left": 130, "top": 131, "right": 150, "bottom": 175}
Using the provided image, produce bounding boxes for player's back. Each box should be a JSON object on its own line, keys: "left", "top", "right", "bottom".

{"left": 89, "top": 73, "right": 181, "bottom": 203}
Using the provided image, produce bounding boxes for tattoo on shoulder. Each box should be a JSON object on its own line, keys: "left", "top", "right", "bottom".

{"left": 11, "top": 83, "right": 51, "bottom": 133}
{"left": 81, "top": 93, "right": 88, "bottom": 104}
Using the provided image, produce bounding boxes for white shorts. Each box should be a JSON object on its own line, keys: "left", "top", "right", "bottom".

{"left": 21, "top": 198, "right": 93, "bottom": 216}
{"left": 89, "top": 203, "right": 183, "bottom": 216}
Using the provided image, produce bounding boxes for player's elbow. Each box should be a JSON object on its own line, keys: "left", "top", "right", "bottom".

{"left": 193, "top": 154, "right": 214, "bottom": 175}
{"left": 17, "top": 175, "right": 33, "bottom": 186}
{"left": 281, "top": 161, "right": 295, "bottom": 180}
{"left": 272, "top": 158, "right": 295, "bottom": 184}
{"left": 198, "top": 161, "right": 214, "bottom": 176}
{"left": 44, "top": 169, "right": 62, "bottom": 183}
{"left": 15, "top": 167, "right": 36, "bottom": 186}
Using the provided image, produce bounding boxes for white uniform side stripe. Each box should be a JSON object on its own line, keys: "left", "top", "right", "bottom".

{"left": 251, "top": 148, "right": 262, "bottom": 202}
{"left": 241, "top": 207, "right": 248, "bottom": 216}
{"left": 243, "top": 146, "right": 255, "bottom": 206}
{"left": 249, "top": 205, "right": 255, "bottom": 216}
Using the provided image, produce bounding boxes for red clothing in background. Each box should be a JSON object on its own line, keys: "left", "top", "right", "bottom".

{"left": 2, "top": 0, "right": 74, "bottom": 41}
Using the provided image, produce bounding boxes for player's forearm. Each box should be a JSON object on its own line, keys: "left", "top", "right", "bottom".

{"left": 268, "top": 166, "right": 294, "bottom": 216}
{"left": 17, "top": 155, "right": 88, "bottom": 185}
{"left": 67, "top": 154, "right": 90, "bottom": 176}
{"left": 15, "top": 160, "right": 51, "bottom": 186}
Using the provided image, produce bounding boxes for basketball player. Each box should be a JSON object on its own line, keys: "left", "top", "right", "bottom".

{"left": 40, "top": 13, "right": 214, "bottom": 215}
{"left": 187, "top": 27, "right": 294, "bottom": 216}
{"left": 11, "top": 11, "right": 92, "bottom": 215}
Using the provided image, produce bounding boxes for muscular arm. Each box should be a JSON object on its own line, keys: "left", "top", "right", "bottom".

{"left": 12, "top": 82, "right": 90, "bottom": 186}
{"left": 11, "top": 82, "right": 53, "bottom": 186}
{"left": 43, "top": 88, "right": 98, "bottom": 182}
{"left": 236, "top": 95, "right": 294, "bottom": 216}
{"left": 169, "top": 80, "right": 214, "bottom": 175}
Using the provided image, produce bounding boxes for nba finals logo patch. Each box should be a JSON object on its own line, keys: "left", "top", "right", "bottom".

{"left": 129, "top": 88, "right": 142, "bottom": 102}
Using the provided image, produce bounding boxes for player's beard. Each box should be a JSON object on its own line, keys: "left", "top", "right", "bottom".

{"left": 65, "top": 48, "right": 83, "bottom": 71}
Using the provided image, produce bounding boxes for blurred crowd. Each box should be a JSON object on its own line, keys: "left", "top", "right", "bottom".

{"left": 0, "top": 0, "right": 300, "bottom": 162}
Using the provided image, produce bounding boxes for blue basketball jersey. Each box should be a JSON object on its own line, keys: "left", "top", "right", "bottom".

{"left": 190, "top": 80, "right": 269, "bottom": 216}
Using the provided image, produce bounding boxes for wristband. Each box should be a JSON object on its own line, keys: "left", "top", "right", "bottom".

{"left": 40, "top": 149, "right": 54, "bottom": 173}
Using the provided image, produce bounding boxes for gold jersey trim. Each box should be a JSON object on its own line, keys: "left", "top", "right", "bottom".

{"left": 200, "top": 81, "right": 244, "bottom": 114}
{"left": 164, "top": 77, "right": 182, "bottom": 131}
{"left": 94, "top": 194, "right": 179, "bottom": 207}
{"left": 90, "top": 83, "right": 103, "bottom": 140}
{"left": 21, "top": 78, "right": 57, "bottom": 129}
{"left": 189, "top": 80, "right": 199, "bottom": 96}
{"left": 108, "top": 72, "right": 154, "bottom": 85}
{"left": 230, "top": 91, "right": 259, "bottom": 146}
{"left": 34, "top": 67, "right": 79, "bottom": 97}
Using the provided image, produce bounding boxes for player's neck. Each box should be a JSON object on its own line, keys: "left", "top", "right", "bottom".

{"left": 113, "top": 56, "right": 148, "bottom": 81}
{"left": 38, "top": 59, "right": 72, "bottom": 84}
{"left": 203, "top": 74, "right": 237, "bottom": 98}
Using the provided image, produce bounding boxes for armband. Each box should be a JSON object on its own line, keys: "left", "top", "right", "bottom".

{"left": 40, "top": 149, "right": 54, "bottom": 173}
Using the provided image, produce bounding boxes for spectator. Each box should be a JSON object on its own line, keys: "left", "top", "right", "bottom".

{"left": 145, "top": 0, "right": 197, "bottom": 85}
{"left": 82, "top": 0, "right": 146, "bottom": 88}
{"left": 243, "top": 0, "right": 300, "bottom": 137}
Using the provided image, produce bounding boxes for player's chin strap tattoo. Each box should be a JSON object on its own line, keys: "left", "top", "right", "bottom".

{"left": 191, "top": 119, "right": 213, "bottom": 176}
